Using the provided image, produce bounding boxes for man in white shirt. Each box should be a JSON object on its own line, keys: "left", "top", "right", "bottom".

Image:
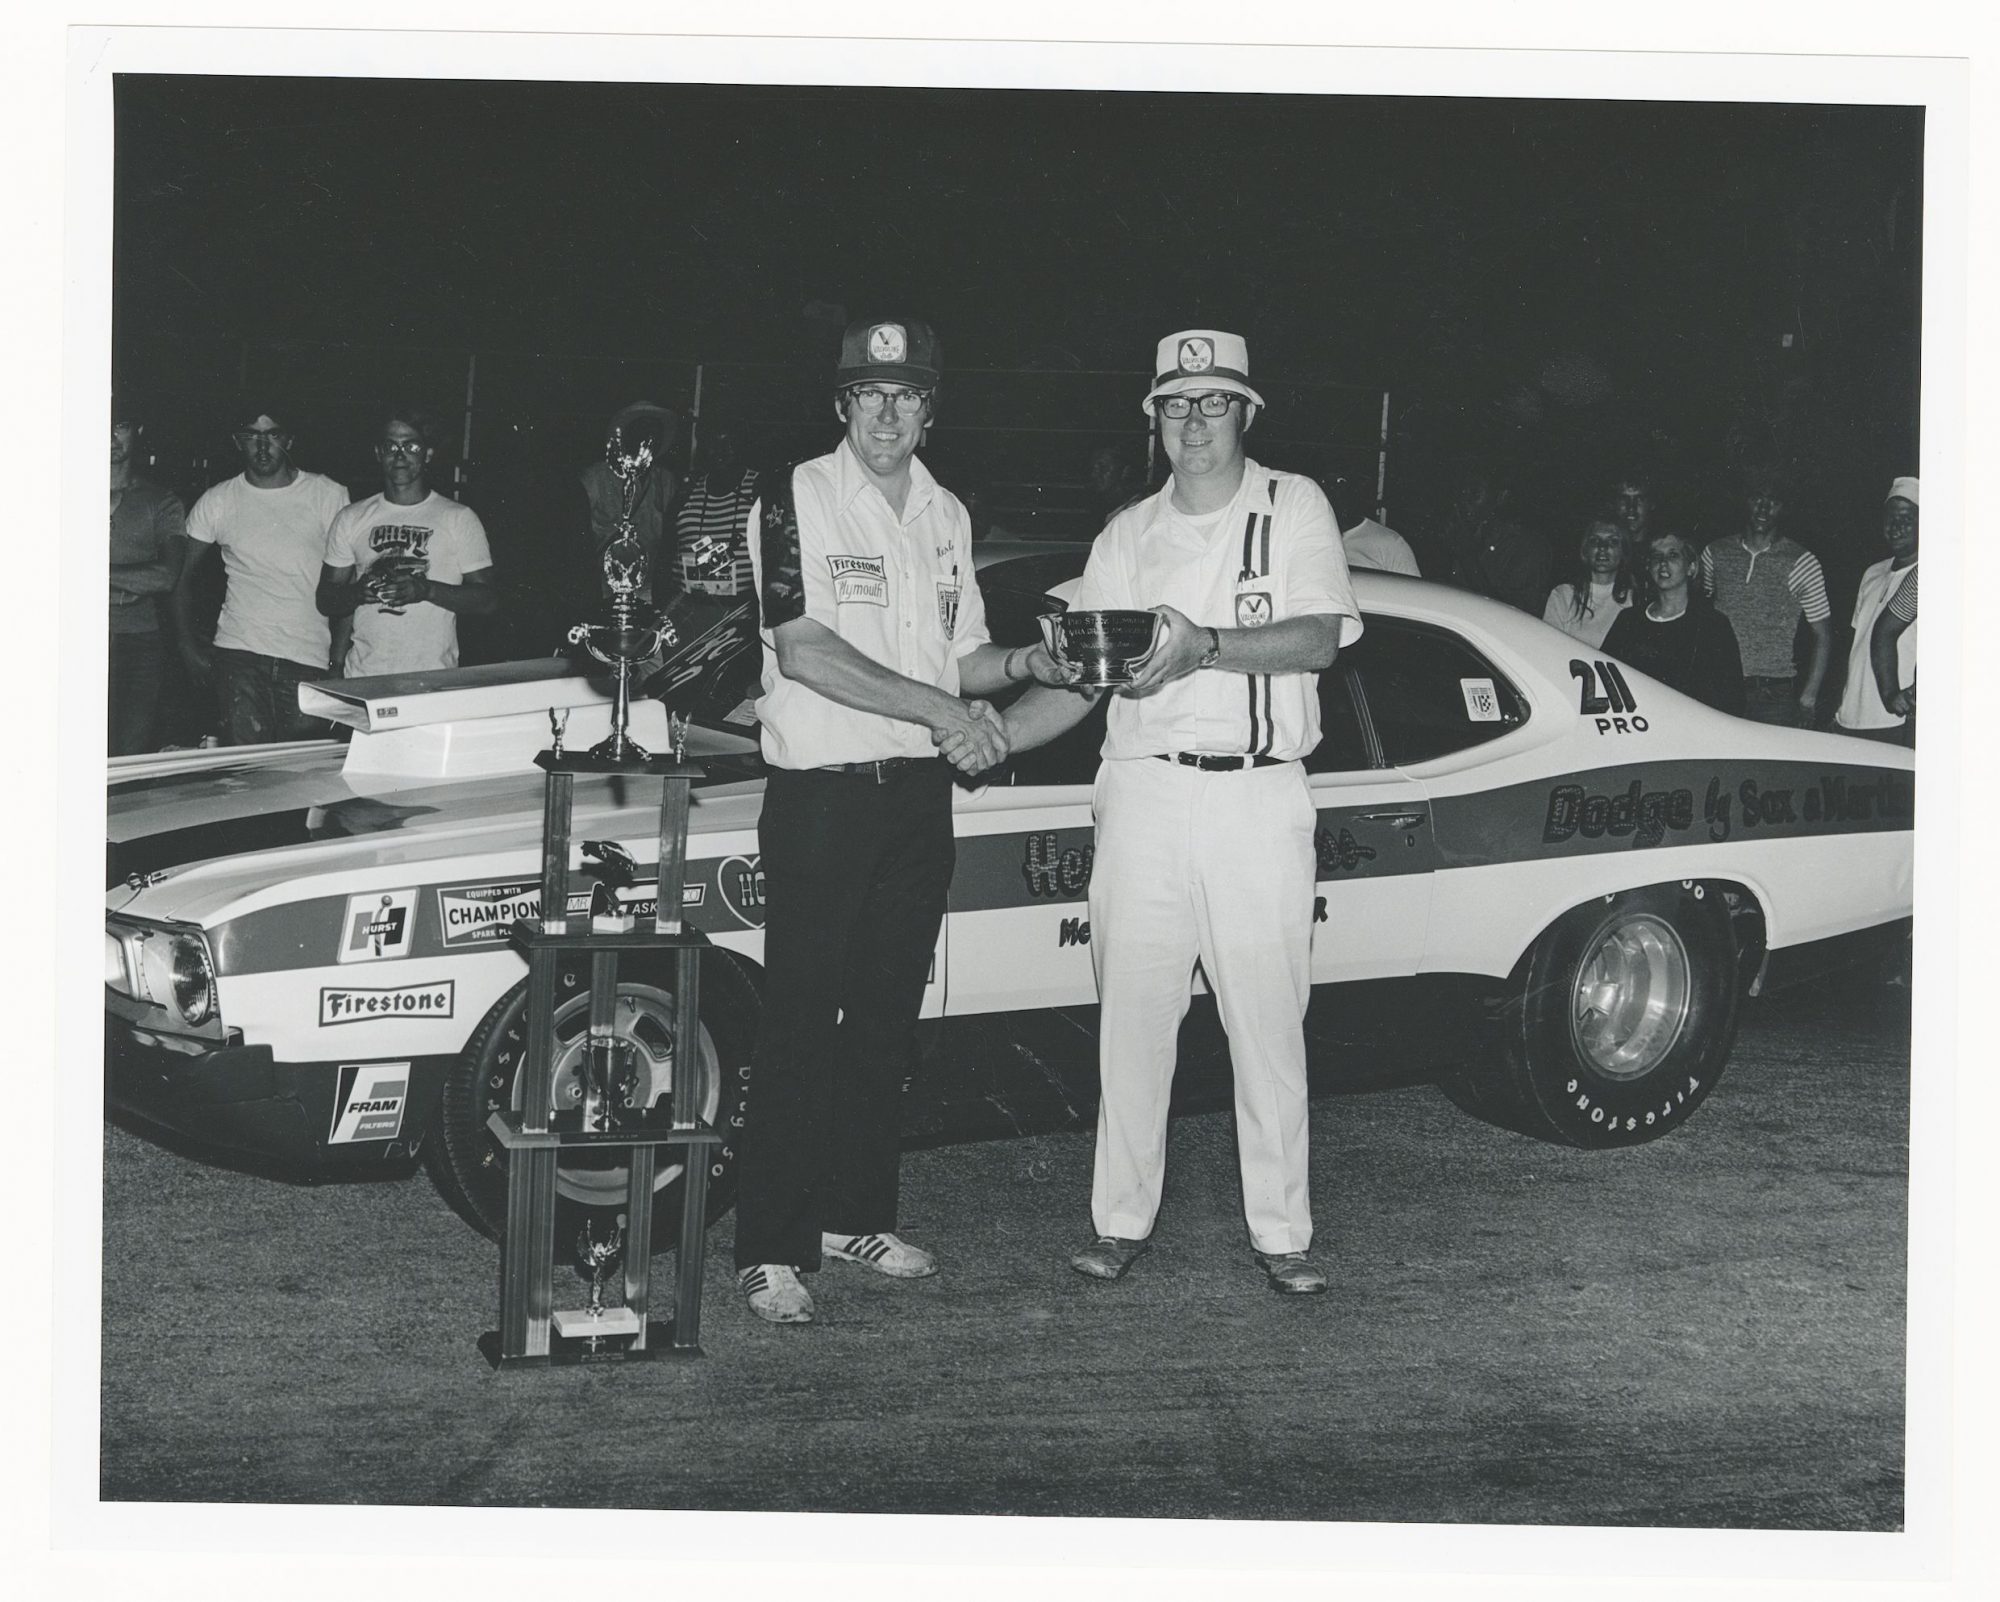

{"left": 732, "top": 319, "right": 1070, "bottom": 1325}
{"left": 1326, "top": 474, "right": 1420, "bottom": 576}
{"left": 173, "top": 401, "right": 350, "bottom": 744}
{"left": 317, "top": 405, "right": 498, "bottom": 676}
{"left": 1004, "top": 329, "right": 1362, "bottom": 1295}
{"left": 1834, "top": 477, "right": 1919, "bottom": 746}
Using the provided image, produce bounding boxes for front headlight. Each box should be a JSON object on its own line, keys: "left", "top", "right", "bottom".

{"left": 168, "top": 935, "right": 217, "bottom": 1027}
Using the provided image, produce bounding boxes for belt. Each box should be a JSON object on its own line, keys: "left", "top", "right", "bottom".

{"left": 815, "top": 756, "right": 942, "bottom": 781}
{"left": 1153, "top": 752, "right": 1283, "bottom": 771}
{"left": 1742, "top": 674, "right": 1797, "bottom": 684}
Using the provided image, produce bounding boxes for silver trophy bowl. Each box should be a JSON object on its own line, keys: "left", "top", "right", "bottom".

{"left": 1036, "top": 608, "right": 1167, "bottom": 687}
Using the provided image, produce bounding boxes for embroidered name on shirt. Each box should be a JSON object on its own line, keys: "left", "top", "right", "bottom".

{"left": 827, "top": 554, "right": 888, "bottom": 607}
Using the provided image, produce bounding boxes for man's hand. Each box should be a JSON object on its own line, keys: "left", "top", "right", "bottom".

{"left": 1796, "top": 689, "right": 1818, "bottom": 725}
{"left": 1887, "top": 684, "right": 1915, "bottom": 719}
{"left": 1022, "top": 641, "right": 1082, "bottom": 687}
{"left": 178, "top": 639, "right": 212, "bottom": 686}
{"left": 366, "top": 558, "right": 429, "bottom": 612}
{"left": 1119, "top": 604, "right": 1209, "bottom": 694}
{"left": 932, "top": 697, "right": 1009, "bottom": 775}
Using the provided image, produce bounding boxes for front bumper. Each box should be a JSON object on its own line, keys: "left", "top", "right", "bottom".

{"left": 104, "top": 1021, "right": 439, "bottom": 1167}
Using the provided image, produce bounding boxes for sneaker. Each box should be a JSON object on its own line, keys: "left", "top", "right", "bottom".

{"left": 1069, "top": 1234, "right": 1151, "bottom": 1281}
{"left": 1253, "top": 1250, "right": 1328, "bottom": 1296}
{"left": 739, "top": 1263, "right": 815, "bottom": 1324}
{"left": 820, "top": 1232, "right": 937, "bottom": 1279}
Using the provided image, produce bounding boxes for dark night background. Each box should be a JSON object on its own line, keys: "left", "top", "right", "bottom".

{"left": 112, "top": 74, "right": 1922, "bottom": 661}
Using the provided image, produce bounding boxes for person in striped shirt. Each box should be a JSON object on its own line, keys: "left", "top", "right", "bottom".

{"left": 1697, "top": 472, "right": 1832, "bottom": 726}
{"left": 672, "top": 426, "right": 759, "bottom": 597}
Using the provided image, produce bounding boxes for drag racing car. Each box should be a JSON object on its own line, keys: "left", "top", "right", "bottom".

{"left": 105, "top": 566, "right": 1915, "bottom": 1245}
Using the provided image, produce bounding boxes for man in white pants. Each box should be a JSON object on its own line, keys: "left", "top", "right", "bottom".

{"left": 1004, "top": 329, "right": 1361, "bottom": 1293}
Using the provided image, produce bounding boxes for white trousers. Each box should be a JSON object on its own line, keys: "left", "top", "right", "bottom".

{"left": 1087, "top": 755, "right": 1318, "bottom": 1255}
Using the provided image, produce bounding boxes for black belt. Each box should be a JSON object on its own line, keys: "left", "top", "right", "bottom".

{"left": 1154, "top": 752, "right": 1284, "bottom": 772}
{"left": 815, "top": 756, "right": 942, "bottom": 781}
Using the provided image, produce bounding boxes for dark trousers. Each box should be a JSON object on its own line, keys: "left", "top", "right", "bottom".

{"left": 108, "top": 630, "right": 166, "bottom": 756}
{"left": 733, "top": 761, "right": 955, "bottom": 1272}
{"left": 213, "top": 647, "right": 328, "bottom": 745}
{"left": 1741, "top": 674, "right": 1806, "bottom": 728}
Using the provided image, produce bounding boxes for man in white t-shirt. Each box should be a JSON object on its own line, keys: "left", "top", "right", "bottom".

{"left": 1325, "top": 474, "right": 1421, "bottom": 577}
{"left": 1834, "top": 477, "right": 1919, "bottom": 746}
{"left": 1004, "top": 329, "right": 1362, "bottom": 1296}
{"left": 317, "top": 405, "right": 498, "bottom": 677}
{"left": 172, "top": 402, "right": 350, "bottom": 744}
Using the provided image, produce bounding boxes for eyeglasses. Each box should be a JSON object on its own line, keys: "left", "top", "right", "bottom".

{"left": 378, "top": 439, "right": 428, "bottom": 457}
{"left": 1154, "top": 393, "right": 1239, "bottom": 419}
{"left": 846, "top": 385, "right": 931, "bottom": 416}
{"left": 233, "top": 429, "right": 288, "bottom": 446}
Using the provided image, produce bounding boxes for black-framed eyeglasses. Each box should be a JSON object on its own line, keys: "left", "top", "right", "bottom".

{"left": 233, "top": 428, "right": 289, "bottom": 445}
{"left": 1154, "top": 392, "right": 1239, "bottom": 419}
{"left": 378, "top": 439, "right": 428, "bottom": 457}
{"left": 846, "top": 384, "right": 931, "bottom": 416}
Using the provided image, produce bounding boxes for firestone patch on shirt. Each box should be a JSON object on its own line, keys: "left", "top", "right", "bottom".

{"left": 828, "top": 553, "right": 888, "bottom": 606}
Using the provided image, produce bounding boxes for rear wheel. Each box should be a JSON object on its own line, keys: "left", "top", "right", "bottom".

{"left": 426, "top": 948, "right": 760, "bottom": 1242}
{"left": 1450, "top": 883, "right": 1741, "bottom": 1148}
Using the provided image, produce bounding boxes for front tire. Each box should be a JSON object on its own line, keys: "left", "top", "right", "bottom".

{"left": 426, "top": 947, "right": 760, "bottom": 1242}
{"left": 1458, "top": 883, "right": 1742, "bottom": 1148}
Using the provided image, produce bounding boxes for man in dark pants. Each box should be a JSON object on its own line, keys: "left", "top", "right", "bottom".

{"left": 734, "top": 318, "right": 1068, "bottom": 1325}
{"left": 108, "top": 401, "right": 187, "bottom": 755}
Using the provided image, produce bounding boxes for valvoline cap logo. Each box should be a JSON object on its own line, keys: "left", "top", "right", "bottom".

{"left": 868, "top": 324, "right": 908, "bottom": 363}
{"left": 1178, "top": 337, "right": 1214, "bottom": 374}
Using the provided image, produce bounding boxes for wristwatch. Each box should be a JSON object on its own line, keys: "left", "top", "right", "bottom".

{"left": 1197, "top": 627, "right": 1222, "bottom": 669}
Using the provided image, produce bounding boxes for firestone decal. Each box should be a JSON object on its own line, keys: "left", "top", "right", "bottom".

{"left": 828, "top": 554, "right": 888, "bottom": 607}
{"left": 320, "top": 982, "right": 454, "bottom": 1027}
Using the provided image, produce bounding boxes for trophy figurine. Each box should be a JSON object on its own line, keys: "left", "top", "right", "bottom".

{"left": 567, "top": 429, "right": 678, "bottom": 761}
{"left": 551, "top": 1216, "right": 642, "bottom": 1347}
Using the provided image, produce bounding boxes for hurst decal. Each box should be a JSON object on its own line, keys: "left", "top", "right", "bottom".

{"left": 329, "top": 1063, "right": 410, "bottom": 1143}
{"left": 320, "top": 982, "right": 454, "bottom": 1027}
{"left": 437, "top": 878, "right": 710, "bottom": 946}
{"left": 339, "top": 889, "right": 417, "bottom": 963}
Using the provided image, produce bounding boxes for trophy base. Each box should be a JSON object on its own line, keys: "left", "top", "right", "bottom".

{"left": 552, "top": 1306, "right": 642, "bottom": 1340}
{"left": 479, "top": 1320, "right": 697, "bottom": 1369}
{"left": 1069, "top": 667, "right": 1142, "bottom": 688}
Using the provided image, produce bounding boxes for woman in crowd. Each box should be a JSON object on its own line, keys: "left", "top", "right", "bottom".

{"left": 1601, "top": 530, "right": 1746, "bottom": 715}
{"left": 1542, "top": 516, "right": 1635, "bottom": 647}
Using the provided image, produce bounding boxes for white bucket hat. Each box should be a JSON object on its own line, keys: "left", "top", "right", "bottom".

{"left": 1885, "top": 476, "right": 1919, "bottom": 506}
{"left": 1142, "top": 329, "right": 1266, "bottom": 415}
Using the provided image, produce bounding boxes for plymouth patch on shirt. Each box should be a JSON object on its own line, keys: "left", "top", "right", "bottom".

{"left": 1235, "top": 591, "right": 1273, "bottom": 628}
{"left": 936, "top": 581, "right": 961, "bottom": 637}
{"left": 828, "top": 553, "right": 888, "bottom": 606}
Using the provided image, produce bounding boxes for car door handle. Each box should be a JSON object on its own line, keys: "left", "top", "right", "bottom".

{"left": 1356, "top": 810, "right": 1429, "bottom": 829}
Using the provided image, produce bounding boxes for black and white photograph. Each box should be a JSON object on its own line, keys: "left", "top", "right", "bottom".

{"left": 39, "top": 8, "right": 1992, "bottom": 1598}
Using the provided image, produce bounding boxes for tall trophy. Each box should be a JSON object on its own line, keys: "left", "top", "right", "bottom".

{"left": 568, "top": 429, "right": 678, "bottom": 761}
{"left": 480, "top": 422, "right": 722, "bottom": 1369}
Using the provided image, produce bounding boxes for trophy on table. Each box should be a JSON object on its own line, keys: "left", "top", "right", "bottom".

{"left": 567, "top": 430, "right": 678, "bottom": 761}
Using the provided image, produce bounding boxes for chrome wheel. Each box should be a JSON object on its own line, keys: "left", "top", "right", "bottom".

{"left": 1568, "top": 913, "right": 1692, "bottom": 1081}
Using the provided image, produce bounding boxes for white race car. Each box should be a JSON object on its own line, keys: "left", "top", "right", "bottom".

{"left": 105, "top": 569, "right": 1913, "bottom": 1245}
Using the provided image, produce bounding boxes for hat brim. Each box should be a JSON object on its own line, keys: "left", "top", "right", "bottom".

{"left": 1141, "top": 374, "right": 1265, "bottom": 415}
{"left": 840, "top": 365, "right": 941, "bottom": 389}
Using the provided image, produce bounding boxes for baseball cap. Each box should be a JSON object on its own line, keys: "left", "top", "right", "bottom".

{"left": 1142, "top": 329, "right": 1266, "bottom": 416}
{"left": 837, "top": 320, "right": 942, "bottom": 389}
{"left": 1885, "top": 476, "right": 1919, "bottom": 506}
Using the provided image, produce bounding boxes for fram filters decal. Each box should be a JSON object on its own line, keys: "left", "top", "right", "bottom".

{"left": 320, "top": 981, "right": 454, "bottom": 1027}
{"left": 438, "top": 879, "right": 706, "bottom": 947}
{"left": 329, "top": 1063, "right": 409, "bottom": 1143}
{"left": 339, "top": 889, "right": 417, "bottom": 963}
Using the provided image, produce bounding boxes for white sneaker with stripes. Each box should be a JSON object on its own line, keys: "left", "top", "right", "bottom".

{"left": 738, "top": 1263, "right": 815, "bottom": 1324}
{"left": 821, "top": 1232, "right": 937, "bottom": 1279}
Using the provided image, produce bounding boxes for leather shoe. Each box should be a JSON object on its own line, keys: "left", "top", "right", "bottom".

{"left": 1070, "top": 1234, "right": 1151, "bottom": 1281}
{"left": 739, "top": 1263, "right": 815, "bottom": 1323}
{"left": 821, "top": 1232, "right": 937, "bottom": 1279}
{"left": 1254, "top": 1250, "right": 1328, "bottom": 1295}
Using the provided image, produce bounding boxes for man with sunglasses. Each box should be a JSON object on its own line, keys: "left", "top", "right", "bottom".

{"left": 732, "top": 318, "right": 1070, "bottom": 1325}
{"left": 175, "top": 400, "right": 351, "bottom": 744}
{"left": 1002, "top": 328, "right": 1361, "bottom": 1296}
{"left": 317, "top": 405, "right": 497, "bottom": 676}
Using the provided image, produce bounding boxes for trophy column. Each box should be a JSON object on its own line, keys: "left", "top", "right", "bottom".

{"left": 479, "top": 745, "right": 722, "bottom": 1370}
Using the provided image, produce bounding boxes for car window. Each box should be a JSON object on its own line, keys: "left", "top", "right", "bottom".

{"left": 1345, "top": 616, "right": 1528, "bottom": 766}
{"left": 1303, "top": 662, "right": 1373, "bottom": 774}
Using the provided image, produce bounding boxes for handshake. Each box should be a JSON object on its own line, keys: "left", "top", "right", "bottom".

{"left": 931, "top": 698, "right": 1010, "bottom": 777}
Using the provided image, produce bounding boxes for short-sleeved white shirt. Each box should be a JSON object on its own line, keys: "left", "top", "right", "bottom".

{"left": 186, "top": 471, "right": 351, "bottom": 668}
{"left": 747, "top": 442, "right": 991, "bottom": 769}
{"left": 324, "top": 490, "right": 494, "bottom": 677}
{"left": 1072, "top": 460, "right": 1361, "bottom": 764}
